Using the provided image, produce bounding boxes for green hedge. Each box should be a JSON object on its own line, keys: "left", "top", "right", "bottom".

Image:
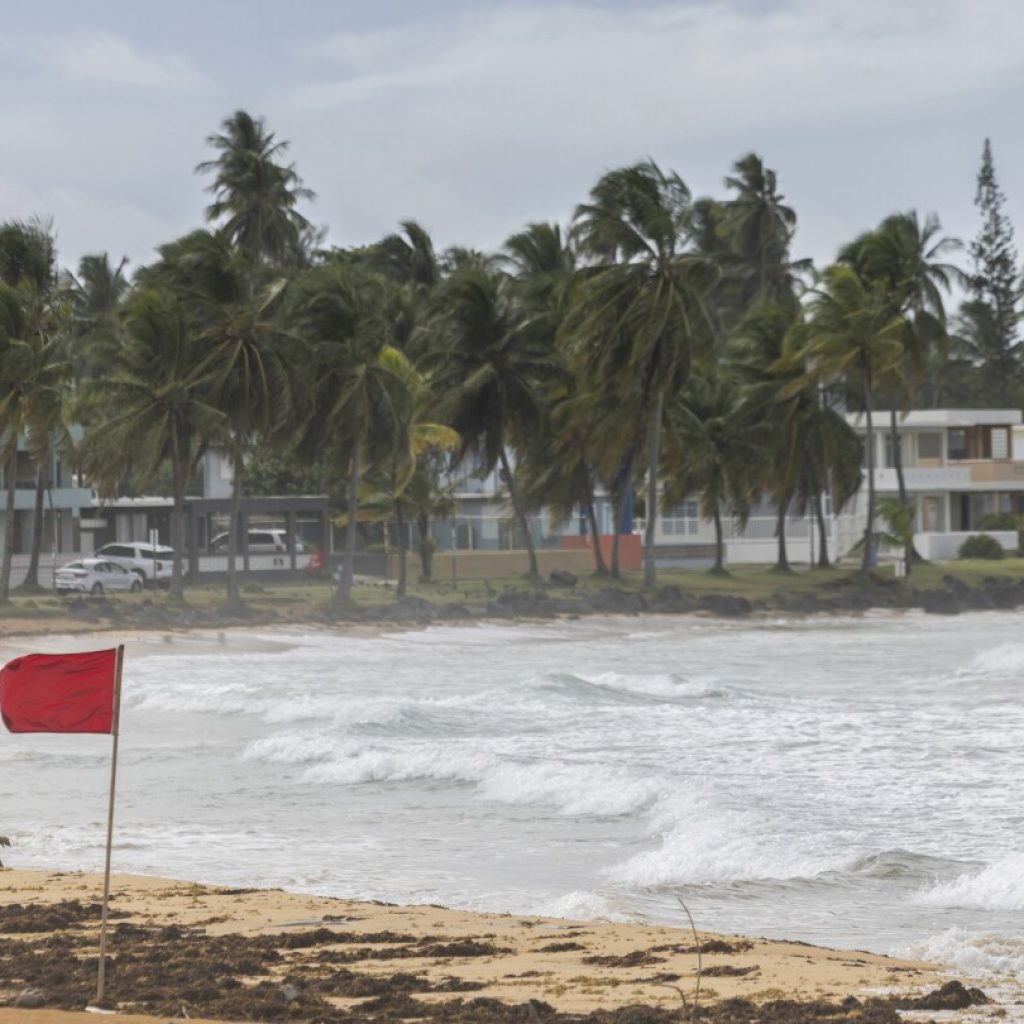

{"left": 958, "top": 534, "right": 1006, "bottom": 560}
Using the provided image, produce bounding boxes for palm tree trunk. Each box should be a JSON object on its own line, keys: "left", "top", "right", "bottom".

{"left": 813, "top": 490, "right": 831, "bottom": 568}
{"left": 643, "top": 391, "right": 664, "bottom": 588}
{"left": 712, "top": 503, "right": 725, "bottom": 573}
{"left": 338, "top": 436, "right": 361, "bottom": 602}
{"left": 499, "top": 445, "right": 539, "bottom": 580}
{"left": 610, "top": 449, "right": 636, "bottom": 580}
{"left": 416, "top": 513, "right": 433, "bottom": 582}
{"left": 861, "top": 381, "right": 876, "bottom": 575}
{"left": 227, "top": 441, "right": 244, "bottom": 605}
{"left": 889, "top": 407, "right": 920, "bottom": 567}
{"left": 395, "top": 500, "right": 408, "bottom": 598}
{"left": 169, "top": 426, "right": 186, "bottom": 601}
{"left": 23, "top": 461, "right": 46, "bottom": 589}
{"left": 0, "top": 453, "right": 17, "bottom": 603}
{"left": 585, "top": 492, "right": 608, "bottom": 575}
{"left": 776, "top": 493, "right": 791, "bottom": 572}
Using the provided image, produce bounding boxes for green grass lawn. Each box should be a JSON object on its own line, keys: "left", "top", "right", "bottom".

{"left": 0, "top": 556, "right": 1022, "bottom": 623}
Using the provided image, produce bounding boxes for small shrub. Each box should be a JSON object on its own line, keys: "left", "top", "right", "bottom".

{"left": 977, "top": 512, "right": 1024, "bottom": 550}
{"left": 958, "top": 534, "right": 1006, "bottom": 560}
{"left": 978, "top": 512, "right": 1019, "bottom": 530}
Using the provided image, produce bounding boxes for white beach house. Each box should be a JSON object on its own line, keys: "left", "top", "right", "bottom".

{"left": 844, "top": 408, "right": 1024, "bottom": 560}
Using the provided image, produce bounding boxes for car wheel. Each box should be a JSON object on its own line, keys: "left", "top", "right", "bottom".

{"left": 133, "top": 569, "right": 146, "bottom": 585}
{"left": 130, "top": 579, "right": 142, "bottom": 594}
{"left": 91, "top": 582, "right": 103, "bottom": 596}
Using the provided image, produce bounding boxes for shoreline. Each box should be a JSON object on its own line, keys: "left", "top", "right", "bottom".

{"left": 1, "top": 868, "right": 989, "bottom": 1024}
{"left": 0, "top": 565, "right": 1021, "bottom": 643}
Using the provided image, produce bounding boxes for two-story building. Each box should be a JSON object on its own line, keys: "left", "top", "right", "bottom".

{"left": 845, "top": 409, "right": 1024, "bottom": 559}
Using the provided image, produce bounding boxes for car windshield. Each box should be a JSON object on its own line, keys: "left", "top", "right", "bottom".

{"left": 61, "top": 562, "right": 83, "bottom": 571}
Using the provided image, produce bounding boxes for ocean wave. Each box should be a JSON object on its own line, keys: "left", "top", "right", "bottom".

{"left": 607, "top": 792, "right": 854, "bottom": 886}
{"left": 915, "top": 852, "right": 1024, "bottom": 911}
{"left": 903, "top": 927, "right": 1024, "bottom": 980}
{"left": 300, "top": 741, "right": 659, "bottom": 817}
{"left": 962, "top": 643, "right": 1024, "bottom": 678}
{"left": 533, "top": 889, "right": 630, "bottom": 922}
{"left": 540, "top": 671, "right": 737, "bottom": 705}
{"left": 242, "top": 732, "right": 336, "bottom": 765}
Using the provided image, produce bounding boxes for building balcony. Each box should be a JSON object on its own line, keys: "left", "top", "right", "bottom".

{"left": 872, "top": 466, "right": 971, "bottom": 492}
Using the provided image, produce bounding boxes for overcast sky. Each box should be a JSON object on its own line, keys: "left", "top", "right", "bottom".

{"left": 4, "top": 0, "right": 1023, "bottom": 276}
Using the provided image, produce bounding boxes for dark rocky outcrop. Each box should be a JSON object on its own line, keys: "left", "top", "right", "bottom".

{"left": 548, "top": 570, "right": 578, "bottom": 588}
{"left": 696, "top": 593, "right": 752, "bottom": 617}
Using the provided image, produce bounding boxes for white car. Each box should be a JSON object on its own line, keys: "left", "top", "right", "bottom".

{"left": 94, "top": 542, "right": 178, "bottom": 586}
{"left": 55, "top": 559, "right": 143, "bottom": 595}
{"left": 208, "top": 528, "right": 304, "bottom": 554}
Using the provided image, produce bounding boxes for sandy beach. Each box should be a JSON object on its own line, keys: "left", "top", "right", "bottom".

{"left": 1, "top": 868, "right": 986, "bottom": 1023}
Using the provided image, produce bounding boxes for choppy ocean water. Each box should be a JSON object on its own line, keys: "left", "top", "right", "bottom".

{"left": 4, "top": 612, "right": 1024, "bottom": 982}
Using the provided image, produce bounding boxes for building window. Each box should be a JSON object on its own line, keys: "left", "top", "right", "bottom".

{"left": 918, "top": 432, "right": 942, "bottom": 460}
{"left": 948, "top": 428, "right": 968, "bottom": 460}
{"left": 662, "top": 501, "right": 700, "bottom": 536}
{"left": 991, "top": 427, "right": 1010, "bottom": 460}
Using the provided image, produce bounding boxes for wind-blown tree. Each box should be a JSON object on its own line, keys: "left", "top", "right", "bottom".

{"left": 77, "top": 288, "right": 221, "bottom": 599}
{"left": 292, "top": 262, "right": 407, "bottom": 602}
{"left": 838, "top": 210, "right": 963, "bottom": 550}
{"left": 364, "top": 340, "right": 458, "bottom": 597}
{"left": 791, "top": 396, "right": 864, "bottom": 568}
{"left": 662, "top": 372, "right": 759, "bottom": 573}
{"left": 0, "top": 283, "right": 70, "bottom": 601}
{"left": 143, "top": 229, "right": 297, "bottom": 604}
{"left": 432, "top": 265, "right": 557, "bottom": 581}
{"left": 723, "top": 153, "right": 809, "bottom": 313}
{"left": 731, "top": 302, "right": 808, "bottom": 571}
{"left": 0, "top": 219, "right": 72, "bottom": 590}
{"left": 793, "top": 266, "right": 906, "bottom": 573}
{"left": 197, "top": 110, "right": 316, "bottom": 275}
{"left": 571, "top": 161, "right": 717, "bottom": 587}
{"left": 501, "top": 222, "right": 611, "bottom": 571}
{"left": 69, "top": 253, "right": 130, "bottom": 382}
{"left": 368, "top": 220, "right": 442, "bottom": 295}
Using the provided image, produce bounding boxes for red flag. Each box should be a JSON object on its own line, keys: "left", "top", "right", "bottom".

{"left": 0, "top": 649, "right": 117, "bottom": 734}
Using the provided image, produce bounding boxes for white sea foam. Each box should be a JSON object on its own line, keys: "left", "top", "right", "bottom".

{"left": 916, "top": 853, "right": 1024, "bottom": 912}
{"left": 243, "top": 732, "right": 336, "bottom": 765}
{"left": 963, "top": 642, "right": 1024, "bottom": 677}
{"left": 903, "top": 928, "right": 1024, "bottom": 981}
{"left": 533, "top": 889, "right": 630, "bottom": 922}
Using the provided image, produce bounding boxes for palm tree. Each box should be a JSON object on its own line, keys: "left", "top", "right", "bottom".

{"left": 196, "top": 110, "right": 315, "bottom": 273}
{"left": 731, "top": 302, "right": 806, "bottom": 571}
{"left": 794, "top": 266, "right": 906, "bottom": 573}
{"left": 838, "top": 212, "right": 964, "bottom": 570}
{"left": 723, "top": 153, "right": 809, "bottom": 311}
{"left": 571, "top": 161, "right": 718, "bottom": 587}
{"left": 77, "top": 288, "right": 220, "bottom": 599}
{"left": 368, "top": 220, "right": 442, "bottom": 294}
{"left": 144, "top": 229, "right": 297, "bottom": 603}
{"left": 662, "top": 372, "right": 759, "bottom": 573}
{"left": 69, "top": 253, "right": 130, "bottom": 382}
{"left": 431, "top": 265, "right": 556, "bottom": 581}
{"left": 291, "top": 262, "right": 407, "bottom": 602}
{"left": 0, "top": 283, "right": 70, "bottom": 601}
{"left": 0, "top": 220, "right": 73, "bottom": 591}
{"left": 838, "top": 211, "right": 964, "bottom": 516}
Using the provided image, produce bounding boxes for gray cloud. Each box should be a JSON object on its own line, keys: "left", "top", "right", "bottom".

{"left": 3, "top": 1, "right": 1022, "bottom": 272}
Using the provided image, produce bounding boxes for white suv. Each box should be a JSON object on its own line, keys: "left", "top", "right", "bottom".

{"left": 94, "top": 542, "right": 178, "bottom": 587}
{"left": 208, "top": 528, "right": 303, "bottom": 553}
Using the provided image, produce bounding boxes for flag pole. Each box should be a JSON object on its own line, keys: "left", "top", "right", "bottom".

{"left": 95, "top": 644, "right": 124, "bottom": 1006}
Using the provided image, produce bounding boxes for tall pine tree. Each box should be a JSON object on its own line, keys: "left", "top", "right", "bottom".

{"left": 962, "top": 139, "right": 1021, "bottom": 405}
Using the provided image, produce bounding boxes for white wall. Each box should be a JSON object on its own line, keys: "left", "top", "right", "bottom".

{"left": 914, "top": 531, "right": 1018, "bottom": 560}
